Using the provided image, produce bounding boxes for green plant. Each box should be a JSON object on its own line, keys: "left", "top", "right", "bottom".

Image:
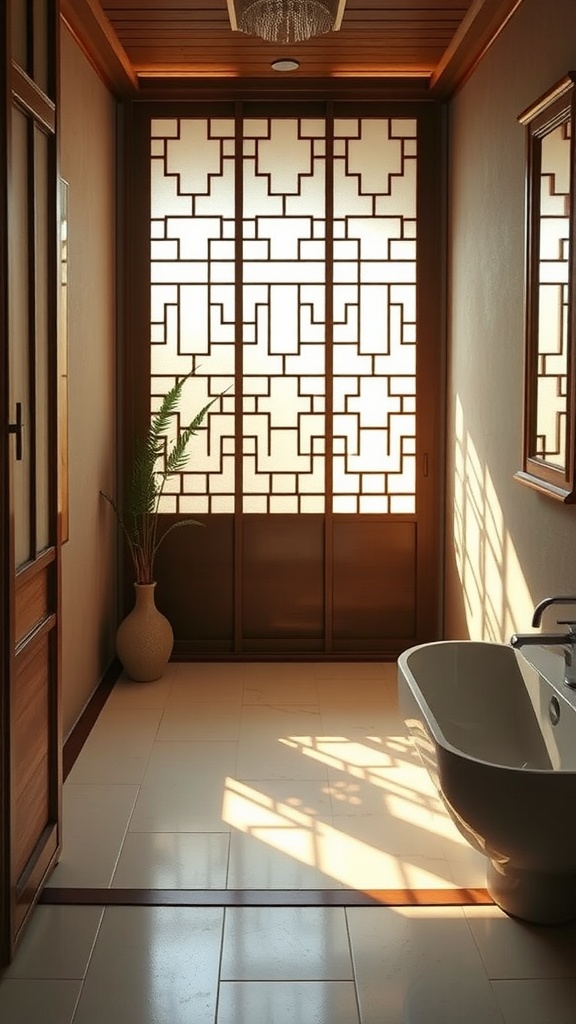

{"left": 101, "top": 371, "right": 223, "bottom": 585}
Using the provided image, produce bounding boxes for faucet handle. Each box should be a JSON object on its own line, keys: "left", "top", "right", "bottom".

{"left": 557, "top": 620, "right": 576, "bottom": 633}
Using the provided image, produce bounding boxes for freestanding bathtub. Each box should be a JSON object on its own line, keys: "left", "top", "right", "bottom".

{"left": 397, "top": 640, "right": 576, "bottom": 924}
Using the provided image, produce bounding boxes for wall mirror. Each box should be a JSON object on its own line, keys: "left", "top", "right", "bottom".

{"left": 516, "top": 73, "right": 576, "bottom": 501}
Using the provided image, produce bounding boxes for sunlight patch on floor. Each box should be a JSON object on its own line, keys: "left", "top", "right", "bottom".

{"left": 222, "top": 776, "right": 456, "bottom": 890}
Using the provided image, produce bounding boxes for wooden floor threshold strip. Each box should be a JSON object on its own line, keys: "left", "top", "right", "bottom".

{"left": 40, "top": 887, "right": 494, "bottom": 908}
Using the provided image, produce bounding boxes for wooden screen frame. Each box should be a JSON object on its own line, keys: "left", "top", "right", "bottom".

{"left": 119, "top": 97, "right": 445, "bottom": 657}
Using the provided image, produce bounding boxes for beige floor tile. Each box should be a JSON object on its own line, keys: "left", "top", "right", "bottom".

{"left": 2, "top": 906, "right": 103, "bottom": 980}
{"left": 46, "top": 784, "right": 139, "bottom": 888}
{"left": 244, "top": 662, "right": 318, "bottom": 683}
{"left": 221, "top": 906, "right": 354, "bottom": 980}
{"left": 102, "top": 673, "right": 174, "bottom": 710}
{"left": 445, "top": 843, "right": 488, "bottom": 887}
{"left": 0, "top": 980, "right": 81, "bottom": 1024}
{"left": 129, "top": 773, "right": 233, "bottom": 833}
{"left": 224, "top": 775, "right": 339, "bottom": 885}
{"left": 326, "top": 770, "right": 451, "bottom": 856}
{"left": 239, "top": 703, "right": 322, "bottom": 731}
{"left": 222, "top": 777, "right": 333, "bottom": 829}
{"left": 156, "top": 703, "right": 241, "bottom": 742}
{"left": 465, "top": 905, "right": 576, "bottom": 978}
{"left": 315, "top": 734, "right": 414, "bottom": 780}
{"left": 66, "top": 708, "right": 162, "bottom": 785}
{"left": 169, "top": 662, "right": 245, "bottom": 704}
{"left": 89, "top": 704, "right": 162, "bottom": 735}
{"left": 492, "top": 978, "right": 576, "bottom": 1024}
{"left": 347, "top": 906, "right": 503, "bottom": 1024}
{"left": 144, "top": 739, "right": 238, "bottom": 775}
{"left": 313, "top": 661, "right": 395, "bottom": 680}
{"left": 227, "top": 829, "right": 346, "bottom": 889}
{"left": 217, "top": 981, "right": 360, "bottom": 1023}
{"left": 321, "top": 817, "right": 454, "bottom": 888}
{"left": 72, "top": 907, "right": 223, "bottom": 1024}
{"left": 111, "top": 831, "right": 230, "bottom": 888}
{"left": 317, "top": 704, "right": 407, "bottom": 745}
{"left": 235, "top": 736, "right": 330, "bottom": 781}
{"left": 243, "top": 663, "right": 319, "bottom": 705}
{"left": 316, "top": 673, "right": 396, "bottom": 704}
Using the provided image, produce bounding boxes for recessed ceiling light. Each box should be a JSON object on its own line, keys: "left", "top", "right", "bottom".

{"left": 271, "top": 59, "right": 300, "bottom": 72}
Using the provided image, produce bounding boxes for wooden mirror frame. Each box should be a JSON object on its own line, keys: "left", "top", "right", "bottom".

{"left": 516, "top": 73, "right": 576, "bottom": 502}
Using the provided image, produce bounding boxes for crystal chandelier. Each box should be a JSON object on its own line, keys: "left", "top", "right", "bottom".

{"left": 230, "top": 0, "right": 343, "bottom": 45}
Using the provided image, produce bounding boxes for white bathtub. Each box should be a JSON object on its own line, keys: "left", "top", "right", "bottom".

{"left": 397, "top": 640, "right": 576, "bottom": 924}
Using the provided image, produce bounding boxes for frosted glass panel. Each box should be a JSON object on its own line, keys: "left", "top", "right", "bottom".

{"left": 35, "top": 127, "right": 50, "bottom": 552}
{"left": 150, "top": 118, "right": 236, "bottom": 512}
{"left": 9, "top": 109, "right": 32, "bottom": 568}
{"left": 150, "top": 114, "right": 419, "bottom": 516}
{"left": 242, "top": 117, "right": 326, "bottom": 513}
{"left": 332, "top": 118, "right": 417, "bottom": 514}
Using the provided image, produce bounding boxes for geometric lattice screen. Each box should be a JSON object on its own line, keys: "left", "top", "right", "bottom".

{"left": 150, "top": 115, "right": 417, "bottom": 514}
{"left": 535, "top": 120, "right": 570, "bottom": 466}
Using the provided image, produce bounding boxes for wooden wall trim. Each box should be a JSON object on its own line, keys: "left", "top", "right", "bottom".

{"left": 430, "top": 0, "right": 525, "bottom": 98}
{"left": 135, "top": 76, "right": 433, "bottom": 104}
{"left": 60, "top": 0, "right": 138, "bottom": 97}
{"left": 11, "top": 64, "right": 56, "bottom": 133}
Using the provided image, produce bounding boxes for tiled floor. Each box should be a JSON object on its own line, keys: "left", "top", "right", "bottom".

{"left": 1, "top": 660, "right": 576, "bottom": 1022}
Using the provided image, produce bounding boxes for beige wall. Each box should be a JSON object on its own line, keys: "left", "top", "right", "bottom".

{"left": 59, "top": 26, "right": 118, "bottom": 737}
{"left": 445, "top": 0, "right": 576, "bottom": 642}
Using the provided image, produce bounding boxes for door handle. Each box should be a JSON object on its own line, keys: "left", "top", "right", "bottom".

{"left": 8, "top": 401, "right": 23, "bottom": 461}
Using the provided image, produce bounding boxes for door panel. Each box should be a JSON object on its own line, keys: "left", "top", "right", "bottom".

{"left": 242, "top": 516, "right": 325, "bottom": 643}
{"left": 154, "top": 514, "right": 235, "bottom": 654}
{"left": 1, "top": 0, "right": 60, "bottom": 964}
{"left": 332, "top": 519, "right": 416, "bottom": 646}
{"left": 13, "top": 631, "right": 52, "bottom": 878}
{"left": 128, "top": 102, "right": 443, "bottom": 658}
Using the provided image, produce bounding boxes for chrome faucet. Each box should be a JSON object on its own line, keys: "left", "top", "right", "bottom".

{"left": 510, "top": 594, "right": 576, "bottom": 687}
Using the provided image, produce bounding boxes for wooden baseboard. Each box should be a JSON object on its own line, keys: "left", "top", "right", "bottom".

{"left": 62, "top": 658, "right": 122, "bottom": 780}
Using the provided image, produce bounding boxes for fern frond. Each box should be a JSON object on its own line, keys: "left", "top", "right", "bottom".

{"left": 164, "top": 395, "right": 221, "bottom": 476}
{"left": 128, "top": 437, "right": 159, "bottom": 517}
{"left": 101, "top": 364, "right": 232, "bottom": 585}
{"left": 149, "top": 372, "right": 194, "bottom": 453}
{"left": 153, "top": 518, "right": 205, "bottom": 560}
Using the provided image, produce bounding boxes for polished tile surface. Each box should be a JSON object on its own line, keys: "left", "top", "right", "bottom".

{"left": 221, "top": 906, "right": 354, "bottom": 980}
{"left": 216, "top": 980, "right": 361, "bottom": 1023}
{"left": 2, "top": 660, "right": 575, "bottom": 1022}
{"left": 72, "top": 907, "right": 223, "bottom": 1024}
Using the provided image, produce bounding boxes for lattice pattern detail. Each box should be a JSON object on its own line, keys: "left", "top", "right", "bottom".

{"left": 332, "top": 118, "right": 417, "bottom": 513}
{"left": 150, "top": 115, "right": 418, "bottom": 515}
{"left": 242, "top": 118, "right": 327, "bottom": 513}
{"left": 535, "top": 121, "right": 571, "bottom": 465}
{"left": 151, "top": 118, "right": 236, "bottom": 513}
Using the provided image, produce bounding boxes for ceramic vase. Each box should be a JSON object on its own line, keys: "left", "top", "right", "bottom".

{"left": 116, "top": 582, "right": 173, "bottom": 681}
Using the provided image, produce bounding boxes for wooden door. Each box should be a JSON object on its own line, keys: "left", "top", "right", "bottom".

{"left": 124, "top": 101, "right": 443, "bottom": 658}
{"left": 0, "top": 1, "right": 61, "bottom": 964}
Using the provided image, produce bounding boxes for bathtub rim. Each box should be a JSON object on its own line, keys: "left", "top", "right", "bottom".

{"left": 397, "top": 639, "right": 576, "bottom": 777}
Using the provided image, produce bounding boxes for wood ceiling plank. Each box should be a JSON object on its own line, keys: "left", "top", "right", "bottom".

{"left": 63, "top": 0, "right": 518, "bottom": 95}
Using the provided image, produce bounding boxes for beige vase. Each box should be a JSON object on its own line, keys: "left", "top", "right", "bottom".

{"left": 116, "top": 582, "right": 174, "bottom": 682}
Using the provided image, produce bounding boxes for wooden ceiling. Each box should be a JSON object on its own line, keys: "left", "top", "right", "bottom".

{"left": 61, "top": 0, "right": 524, "bottom": 98}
